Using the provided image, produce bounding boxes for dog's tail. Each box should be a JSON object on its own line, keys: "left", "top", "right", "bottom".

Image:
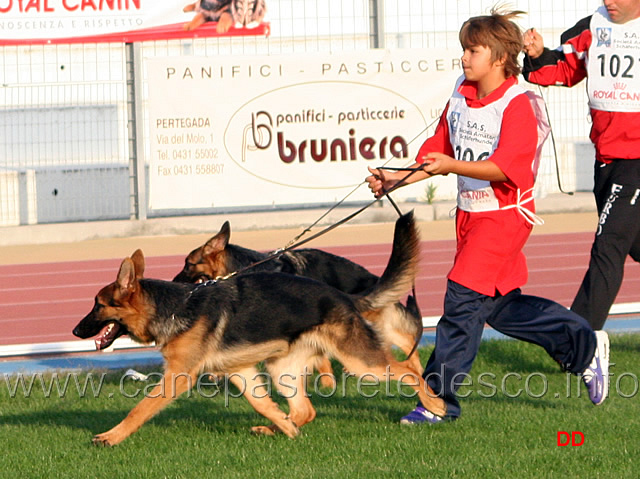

{"left": 355, "top": 211, "right": 420, "bottom": 312}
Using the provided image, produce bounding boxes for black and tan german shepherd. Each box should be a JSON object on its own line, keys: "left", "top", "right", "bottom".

{"left": 172, "top": 220, "right": 425, "bottom": 378}
{"left": 183, "top": 0, "right": 234, "bottom": 32}
{"left": 183, "top": 0, "right": 266, "bottom": 32}
{"left": 73, "top": 212, "right": 446, "bottom": 446}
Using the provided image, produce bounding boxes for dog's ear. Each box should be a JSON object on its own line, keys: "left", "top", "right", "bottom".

{"left": 203, "top": 221, "right": 230, "bottom": 256}
{"left": 116, "top": 257, "right": 138, "bottom": 293}
{"left": 130, "top": 249, "right": 146, "bottom": 279}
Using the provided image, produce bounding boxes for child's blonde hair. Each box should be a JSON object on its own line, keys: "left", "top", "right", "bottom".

{"left": 459, "top": 7, "right": 525, "bottom": 78}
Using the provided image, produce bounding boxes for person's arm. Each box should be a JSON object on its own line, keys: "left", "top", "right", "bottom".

{"left": 366, "top": 102, "right": 453, "bottom": 198}
{"left": 421, "top": 152, "right": 507, "bottom": 181}
{"left": 522, "top": 16, "right": 592, "bottom": 87}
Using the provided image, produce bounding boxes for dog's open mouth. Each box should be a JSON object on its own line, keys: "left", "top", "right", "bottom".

{"left": 94, "top": 321, "right": 124, "bottom": 351}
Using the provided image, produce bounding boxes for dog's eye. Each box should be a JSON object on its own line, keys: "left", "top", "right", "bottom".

{"left": 186, "top": 258, "right": 206, "bottom": 268}
{"left": 108, "top": 300, "right": 118, "bottom": 307}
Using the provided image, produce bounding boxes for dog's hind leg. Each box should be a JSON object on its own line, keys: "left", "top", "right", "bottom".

{"left": 384, "top": 360, "right": 446, "bottom": 418}
{"left": 228, "top": 367, "right": 301, "bottom": 438}
{"left": 311, "top": 355, "right": 337, "bottom": 389}
{"left": 93, "top": 369, "right": 198, "bottom": 446}
{"left": 266, "top": 357, "right": 317, "bottom": 430}
{"left": 367, "top": 304, "right": 424, "bottom": 376}
{"left": 334, "top": 352, "right": 447, "bottom": 418}
{"left": 385, "top": 329, "right": 424, "bottom": 376}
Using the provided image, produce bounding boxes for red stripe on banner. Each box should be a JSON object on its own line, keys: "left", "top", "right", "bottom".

{"left": 0, "top": 21, "right": 270, "bottom": 46}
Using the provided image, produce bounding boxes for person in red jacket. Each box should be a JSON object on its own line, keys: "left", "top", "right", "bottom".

{"left": 523, "top": 1, "right": 640, "bottom": 331}
{"left": 366, "top": 8, "right": 609, "bottom": 424}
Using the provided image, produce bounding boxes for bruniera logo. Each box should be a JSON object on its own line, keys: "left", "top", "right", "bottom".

{"left": 557, "top": 431, "right": 584, "bottom": 447}
{"left": 223, "top": 81, "right": 428, "bottom": 189}
{"left": 252, "top": 112, "right": 408, "bottom": 164}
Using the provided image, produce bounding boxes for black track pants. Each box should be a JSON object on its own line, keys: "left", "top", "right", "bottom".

{"left": 571, "top": 159, "right": 640, "bottom": 330}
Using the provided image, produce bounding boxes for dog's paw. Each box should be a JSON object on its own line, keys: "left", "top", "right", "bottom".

{"left": 216, "top": 13, "right": 233, "bottom": 33}
{"left": 92, "top": 429, "right": 126, "bottom": 447}
{"left": 250, "top": 422, "right": 300, "bottom": 438}
{"left": 429, "top": 399, "right": 447, "bottom": 419}
{"left": 251, "top": 419, "right": 301, "bottom": 438}
{"left": 92, "top": 433, "right": 116, "bottom": 447}
{"left": 251, "top": 425, "right": 278, "bottom": 436}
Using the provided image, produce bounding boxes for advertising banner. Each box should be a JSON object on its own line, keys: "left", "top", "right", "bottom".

{"left": 147, "top": 49, "right": 462, "bottom": 210}
{"left": 0, "top": 0, "right": 269, "bottom": 45}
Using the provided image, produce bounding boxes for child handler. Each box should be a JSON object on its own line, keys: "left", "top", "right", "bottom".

{"left": 365, "top": 8, "right": 609, "bottom": 424}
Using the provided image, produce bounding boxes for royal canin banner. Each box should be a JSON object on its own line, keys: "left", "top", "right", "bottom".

{"left": 0, "top": 0, "right": 269, "bottom": 45}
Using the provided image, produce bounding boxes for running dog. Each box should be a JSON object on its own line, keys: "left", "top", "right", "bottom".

{"left": 173, "top": 220, "right": 425, "bottom": 379}
{"left": 73, "top": 212, "right": 446, "bottom": 446}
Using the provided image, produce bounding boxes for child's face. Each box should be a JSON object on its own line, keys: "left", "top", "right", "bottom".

{"left": 461, "top": 44, "right": 500, "bottom": 82}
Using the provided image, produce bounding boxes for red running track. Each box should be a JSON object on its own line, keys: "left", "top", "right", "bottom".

{"left": 1, "top": 231, "right": 639, "bottom": 346}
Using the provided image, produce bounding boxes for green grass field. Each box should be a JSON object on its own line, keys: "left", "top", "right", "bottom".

{"left": 2, "top": 333, "right": 639, "bottom": 478}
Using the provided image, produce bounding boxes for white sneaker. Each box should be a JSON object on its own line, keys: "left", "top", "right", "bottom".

{"left": 582, "top": 330, "right": 610, "bottom": 405}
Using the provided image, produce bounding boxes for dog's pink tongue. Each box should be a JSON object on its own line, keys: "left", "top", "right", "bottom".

{"left": 94, "top": 322, "right": 119, "bottom": 350}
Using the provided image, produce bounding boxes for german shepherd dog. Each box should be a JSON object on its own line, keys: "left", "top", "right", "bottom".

{"left": 173, "top": 221, "right": 423, "bottom": 376}
{"left": 183, "top": 0, "right": 266, "bottom": 32}
{"left": 172, "top": 221, "right": 425, "bottom": 381}
{"left": 183, "top": 0, "right": 234, "bottom": 32}
{"left": 73, "top": 212, "right": 446, "bottom": 446}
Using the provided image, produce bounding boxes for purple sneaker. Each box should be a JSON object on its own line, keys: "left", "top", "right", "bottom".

{"left": 400, "top": 406, "right": 443, "bottom": 425}
{"left": 582, "top": 330, "right": 610, "bottom": 405}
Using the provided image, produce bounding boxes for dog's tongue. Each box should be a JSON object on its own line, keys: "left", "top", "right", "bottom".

{"left": 94, "top": 322, "right": 121, "bottom": 350}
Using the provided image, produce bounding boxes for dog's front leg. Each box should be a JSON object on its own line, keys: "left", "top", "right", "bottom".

{"left": 93, "top": 371, "right": 196, "bottom": 446}
{"left": 184, "top": 12, "right": 206, "bottom": 31}
{"left": 228, "top": 367, "right": 301, "bottom": 438}
{"left": 216, "top": 11, "right": 234, "bottom": 33}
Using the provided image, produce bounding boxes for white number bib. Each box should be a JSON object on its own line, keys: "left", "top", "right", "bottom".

{"left": 587, "top": 6, "right": 640, "bottom": 112}
{"left": 448, "top": 77, "right": 526, "bottom": 212}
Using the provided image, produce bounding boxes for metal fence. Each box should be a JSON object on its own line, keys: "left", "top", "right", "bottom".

{"left": 0, "top": 0, "right": 602, "bottom": 227}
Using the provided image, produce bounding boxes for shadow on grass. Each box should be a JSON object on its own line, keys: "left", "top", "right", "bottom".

{"left": 0, "top": 399, "right": 287, "bottom": 438}
{"left": 0, "top": 408, "right": 124, "bottom": 432}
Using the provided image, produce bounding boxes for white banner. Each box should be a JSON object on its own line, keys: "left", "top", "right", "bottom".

{"left": 147, "top": 49, "right": 462, "bottom": 210}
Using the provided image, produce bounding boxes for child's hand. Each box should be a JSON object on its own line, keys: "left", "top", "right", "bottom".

{"left": 523, "top": 28, "right": 544, "bottom": 59}
{"left": 421, "top": 152, "right": 454, "bottom": 176}
{"left": 366, "top": 166, "right": 400, "bottom": 199}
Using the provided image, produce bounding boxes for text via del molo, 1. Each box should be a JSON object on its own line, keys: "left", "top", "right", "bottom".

{"left": 154, "top": 118, "right": 223, "bottom": 178}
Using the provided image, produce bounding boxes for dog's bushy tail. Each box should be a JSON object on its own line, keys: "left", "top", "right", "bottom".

{"left": 355, "top": 211, "right": 420, "bottom": 312}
